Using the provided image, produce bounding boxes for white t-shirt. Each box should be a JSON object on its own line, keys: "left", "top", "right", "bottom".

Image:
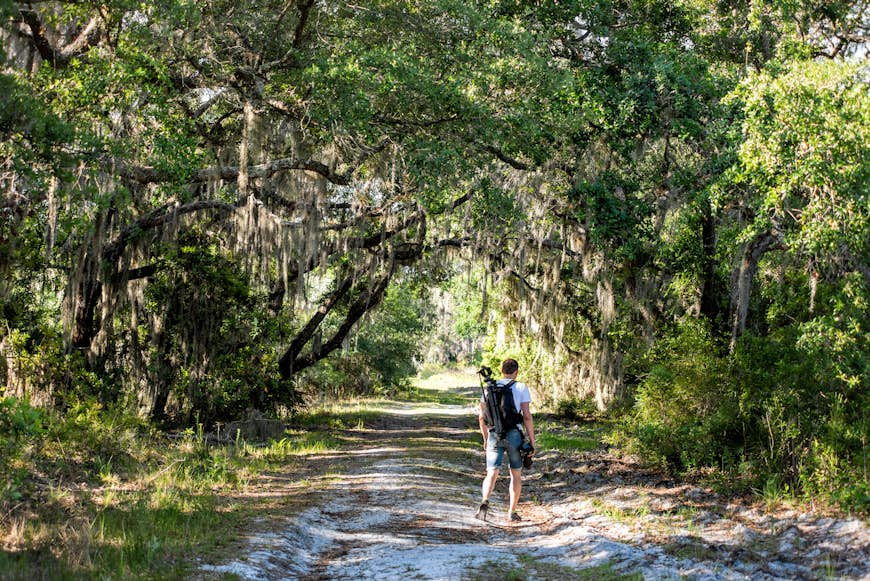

{"left": 481, "top": 378, "right": 532, "bottom": 414}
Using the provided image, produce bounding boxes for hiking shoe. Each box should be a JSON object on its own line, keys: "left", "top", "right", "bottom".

{"left": 509, "top": 511, "right": 522, "bottom": 522}
{"left": 474, "top": 501, "right": 489, "bottom": 521}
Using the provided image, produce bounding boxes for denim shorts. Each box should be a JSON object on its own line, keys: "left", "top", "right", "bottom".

{"left": 485, "top": 428, "right": 523, "bottom": 470}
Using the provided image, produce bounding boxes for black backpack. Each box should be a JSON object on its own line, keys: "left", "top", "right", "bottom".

{"left": 482, "top": 378, "right": 523, "bottom": 439}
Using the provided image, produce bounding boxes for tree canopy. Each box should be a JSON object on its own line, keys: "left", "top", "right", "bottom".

{"left": 2, "top": 0, "right": 868, "bottom": 507}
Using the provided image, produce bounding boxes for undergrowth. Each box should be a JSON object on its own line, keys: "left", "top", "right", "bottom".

{"left": 0, "top": 397, "right": 341, "bottom": 580}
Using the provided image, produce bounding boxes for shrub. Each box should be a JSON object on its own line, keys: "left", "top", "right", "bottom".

{"left": 630, "top": 318, "right": 740, "bottom": 471}
{"left": 554, "top": 397, "right": 600, "bottom": 422}
{"left": 626, "top": 309, "right": 869, "bottom": 514}
{"left": 0, "top": 397, "right": 46, "bottom": 501}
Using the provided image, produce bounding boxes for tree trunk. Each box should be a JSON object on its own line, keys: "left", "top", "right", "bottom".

{"left": 699, "top": 205, "right": 721, "bottom": 324}
{"left": 729, "top": 230, "right": 781, "bottom": 352}
{"left": 66, "top": 238, "right": 104, "bottom": 353}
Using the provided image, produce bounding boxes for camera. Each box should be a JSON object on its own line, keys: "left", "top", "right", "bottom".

{"left": 520, "top": 441, "right": 534, "bottom": 469}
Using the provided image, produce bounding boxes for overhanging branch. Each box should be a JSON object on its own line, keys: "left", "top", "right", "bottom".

{"left": 19, "top": 9, "right": 104, "bottom": 67}
{"left": 113, "top": 157, "right": 357, "bottom": 186}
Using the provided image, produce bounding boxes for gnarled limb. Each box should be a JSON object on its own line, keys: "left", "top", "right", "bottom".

{"left": 113, "top": 156, "right": 357, "bottom": 186}
{"left": 278, "top": 268, "right": 394, "bottom": 378}
{"left": 277, "top": 273, "right": 355, "bottom": 374}
{"left": 18, "top": 9, "right": 103, "bottom": 67}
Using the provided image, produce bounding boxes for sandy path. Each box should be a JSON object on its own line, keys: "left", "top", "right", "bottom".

{"left": 198, "top": 396, "right": 870, "bottom": 581}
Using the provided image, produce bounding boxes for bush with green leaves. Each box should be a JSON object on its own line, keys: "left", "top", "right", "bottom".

{"left": 630, "top": 319, "right": 740, "bottom": 471}
{"left": 0, "top": 396, "right": 46, "bottom": 501}
{"left": 555, "top": 397, "right": 600, "bottom": 422}
{"left": 731, "top": 313, "right": 868, "bottom": 510}
{"left": 627, "top": 304, "right": 868, "bottom": 512}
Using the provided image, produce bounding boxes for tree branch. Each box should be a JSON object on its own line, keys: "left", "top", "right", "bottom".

{"left": 114, "top": 156, "right": 357, "bottom": 186}
{"left": 279, "top": 269, "right": 394, "bottom": 378}
{"left": 729, "top": 229, "right": 784, "bottom": 352}
{"left": 477, "top": 142, "right": 530, "bottom": 171}
{"left": 102, "top": 199, "right": 237, "bottom": 266}
{"left": 19, "top": 9, "right": 103, "bottom": 67}
{"left": 277, "top": 273, "right": 355, "bottom": 374}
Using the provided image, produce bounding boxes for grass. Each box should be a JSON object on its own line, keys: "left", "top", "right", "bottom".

{"left": 534, "top": 418, "right": 606, "bottom": 455}
{"left": 2, "top": 376, "right": 631, "bottom": 580}
{"left": 292, "top": 405, "right": 385, "bottom": 430}
{"left": 414, "top": 368, "right": 479, "bottom": 392}
{"left": 1, "top": 380, "right": 486, "bottom": 580}
{"left": 404, "top": 386, "right": 478, "bottom": 406}
{"left": 537, "top": 432, "right": 599, "bottom": 452}
{"left": 661, "top": 536, "right": 720, "bottom": 561}
{"left": 464, "top": 554, "right": 643, "bottom": 581}
{"left": 0, "top": 402, "right": 348, "bottom": 580}
{"left": 590, "top": 499, "right": 651, "bottom": 523}
{"left": 1, "top": 380, "right": 490, "bottom": 579}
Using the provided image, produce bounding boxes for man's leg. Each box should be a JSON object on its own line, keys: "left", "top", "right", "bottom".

{"left": 481, "top": 468, "right": 499, "bottom": 501}
{"left": 475, "top": 468, "right": 498, "bottom": 520}
{"left": 508, "top": 468, "right": 522, "bottom": 514}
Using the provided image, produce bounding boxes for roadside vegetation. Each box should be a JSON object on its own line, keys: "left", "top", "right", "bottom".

{"left": 0, "top": 375, "right": 480, "bottom": 580}
{"left": 464, "top": 555, "right": 643, "bottom": 581}
{"left": 0, "top": 397, "right": 350, "bottom": 580}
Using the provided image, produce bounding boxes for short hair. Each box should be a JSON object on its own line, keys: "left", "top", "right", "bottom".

{"left": 501, "top": 358, "right": 519, "bottom": 375}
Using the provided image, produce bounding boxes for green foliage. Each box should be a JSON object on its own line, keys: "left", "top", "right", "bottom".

{"left": 0, "top": 73, "right": 74, "bottom": 165}
{"left": 731, "top": 319, "right": 868, "bottom": 511}
{"left": 355, "top": 281, "right": 431, "bottom": 390}
{"left": 571, "top": 174, "right": 650, "bottom": 261}
{"left": 554, "top": 397, "right": 600, "bottom": 422}
{"left": 0, "top": 397, "right": 46, "bottom": 501}
{"left": 449, "top": 272, "right": 488, "bottom": 342}
{"left": 300, "top": 279, "right": 430, "bottom": 400}
{"left": 139, "top": 230, "right": 287, "bottom": 422}
{"left": 0, "top": 396, "right": 45, "bottom": 439}
{"left": 627, "top": 307, "right": 869, "bottom": 512}
{"left": 630, "top": 319, "right": 740, "bottom": 471}
{"left": 728, "top": 58, "right": 870, "bottom": 261}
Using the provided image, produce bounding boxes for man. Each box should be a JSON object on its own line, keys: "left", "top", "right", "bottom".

{"left": 475, "top": 358, "right": 536, "bottom": 522}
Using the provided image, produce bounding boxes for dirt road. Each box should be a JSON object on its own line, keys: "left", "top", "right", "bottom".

{"left": 198, "top": 386, "right": 870, "bottom": 580}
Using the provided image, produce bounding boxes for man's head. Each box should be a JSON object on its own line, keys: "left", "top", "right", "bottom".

{"left": 501, "top": 358, "right": 519, "bottom": 377}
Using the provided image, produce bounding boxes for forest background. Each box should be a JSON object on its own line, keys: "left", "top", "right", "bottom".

{"left": 1, "top": 0, "right": 868, "bottom": 571}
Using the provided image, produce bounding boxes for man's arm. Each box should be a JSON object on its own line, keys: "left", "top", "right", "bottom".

{"left": 520, "top": 402, "right": 536, "bottom": 454}
{"left": 479, "top": 402, "right": 489, "bottom": 447}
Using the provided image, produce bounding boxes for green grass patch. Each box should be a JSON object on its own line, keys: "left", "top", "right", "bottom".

{"left": 402, "top": 386, "right": 478, "bottom": 406}
{"left": 537, "top": 432, "right": 599, "bottom": 453}
{"left": 291, "top": 407, "right": 384, "bottom": 430}
{"left": 590, "top": 499, "right": 651, "bottom": 523}
{"left": 414, "top": 369, "right": 479, "bottom": 392}
{"left": 259, "top": 430, "right": 343, "bottom": 460}
{"left": 464, "top": 554, "right": 642, "bottom": 580}
{"left": 661, "top": 536, "right": 720, "bottom": 561}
